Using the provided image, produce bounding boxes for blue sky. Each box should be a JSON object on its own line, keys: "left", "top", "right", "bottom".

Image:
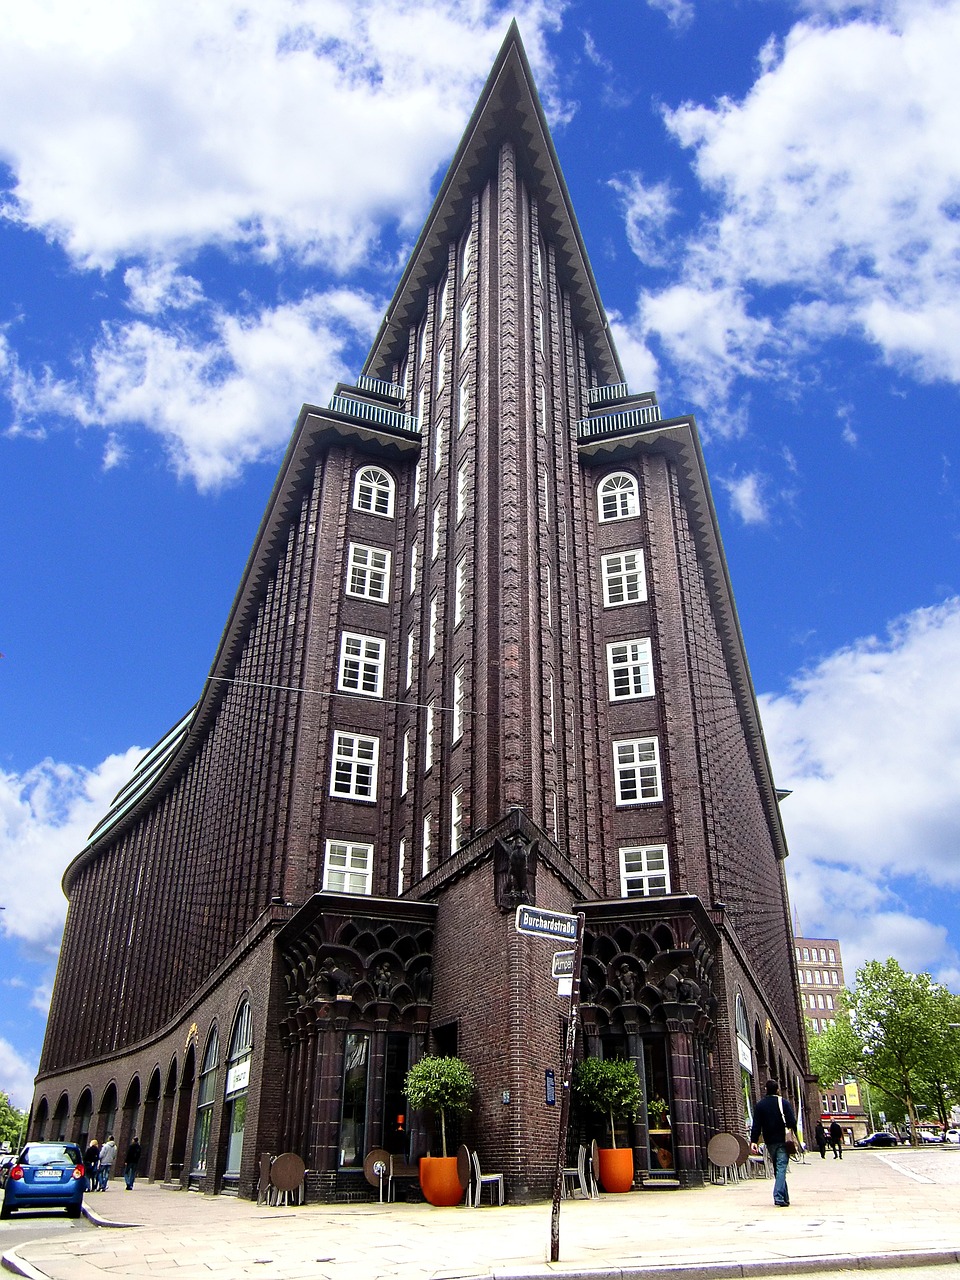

{"left": 2, "top": 0, "right": 959, "bottom": 1110}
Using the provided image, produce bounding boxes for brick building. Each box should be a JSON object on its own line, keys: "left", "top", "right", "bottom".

{"left": 30, "top": 26, "right": 809, "bottom": 1199}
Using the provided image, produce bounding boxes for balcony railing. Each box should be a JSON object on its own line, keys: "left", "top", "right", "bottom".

{"left": 587, "top": 382, "right": 630, "bottom": 407}
{"left": 577, "top": 402, "right": 661, "bottom": 436}
{"left": 328, "top": 394, "right": 420, "bottom": 434}
{"left": 357, "top": 374, "right": 405, "bottom": 402}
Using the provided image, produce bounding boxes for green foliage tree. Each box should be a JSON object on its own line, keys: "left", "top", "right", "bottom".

{"left": 809, "top": 959, "right": 960, "bottom": 1144}
{"left": 571, "top": 1057, "right": 642, "bottom": 1149}
{"left": 403, "top": 1055, "right": 474, "bottom": 1158}
{"left": 0, "top": 1093, "right": 28, "bottom": 1151}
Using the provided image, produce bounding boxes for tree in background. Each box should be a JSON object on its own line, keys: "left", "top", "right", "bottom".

{"left": 0, "top": 1092, "right": 28, "bottom": 1151}
{"left": 809, "top": 958, "right": 960, "bottom": 1144}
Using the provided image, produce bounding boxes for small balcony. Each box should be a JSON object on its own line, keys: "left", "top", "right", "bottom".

{"left": 577, "top": 396, "right": 661, "bottom": 438}
{"left": 587, "top": 382, "right": 630, "bottom": 408}
{"left": 328, "top": 393, "right": 420, "bottom": 435}
{"left": 356, "top": 374, "right": 406, "bottom": 402}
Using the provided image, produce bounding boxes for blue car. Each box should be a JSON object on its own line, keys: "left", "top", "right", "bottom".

{"left": 0, "top": 1142, "right": 85, "bottom": 1218}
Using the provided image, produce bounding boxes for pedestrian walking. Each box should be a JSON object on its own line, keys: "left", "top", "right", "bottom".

{"left": 829, "top": 1120, "right": 843, "bottom": 1159}
{"left": 83, "top": 1138, "right": 100, "bottom": 1192}
{"left": 815, "top": 1121, "right": 827, "bottom": 1159}
{"left": 124, "top": 1136, "right": 142, "bottom": 1190}
{"left": 750, "top": 1079, "right": 799, "bottom": 1207}
{"left": 98, "top": 1135, "right": 117, "bottom": 1189}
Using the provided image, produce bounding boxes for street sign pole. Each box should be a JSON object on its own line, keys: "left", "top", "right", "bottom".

{"left": 549, "top": 911, "right": 585, "bottom": 1263}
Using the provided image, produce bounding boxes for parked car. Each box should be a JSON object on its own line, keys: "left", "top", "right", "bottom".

{"left": 0, "top": 1142, "right": 85, "bottom": 1218}
{"left": 945, "top": 1128, "right": 960, "bottom": 1144}
{"left": 855, "top": 1131, "right": 900, "bottom": 1148}
{"left": 919, "top": 1129, "right": 945, "bottom": 1143}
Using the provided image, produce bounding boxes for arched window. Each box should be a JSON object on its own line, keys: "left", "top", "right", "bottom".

{"left": 598, "top": 472, "right": 640, "bottom": 522}
{"left": 224, "top": 1001, "right": 253, "bottom": 1180}
{"left": 191, "top": 1027, "right": 219, "bottom": 1176}
{"left": 353, "top": 466, "right": 395, "bottom": 518}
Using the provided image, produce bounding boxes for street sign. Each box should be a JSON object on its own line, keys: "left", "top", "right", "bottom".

{"left": 515, "top": 905, "right": 578, "bottom": 941}
{"left": 552, "top": 950, "right": 574, "bottom": 979}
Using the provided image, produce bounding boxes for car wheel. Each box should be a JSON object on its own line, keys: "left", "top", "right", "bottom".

{"left": 65, "top": 1205, "right": 82, "bottom": 1218}
{"left": 0, "top": 1205, "right": 12, "bottom": 1219}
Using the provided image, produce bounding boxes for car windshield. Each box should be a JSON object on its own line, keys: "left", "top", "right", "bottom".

{"left": 20, "top": 1144, "right": 81, "bottom": 1166}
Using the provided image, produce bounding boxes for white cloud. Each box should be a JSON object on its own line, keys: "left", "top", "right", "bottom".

{"left": 720, "top": 471, "right": 769, "bottom": 523}
{"left": 646, "top": 0, "right": 695, "bottom": 29}
{"left": 124, "top": 264, "right": 205, "bottom": 315}
{"left": 622, "top": 0, "right": 960, "bottom": 414}
{"left": 0, "top": 750, "right": 143, "bottom": 952}
{"left": 5, "top": 289, "right": 382, "bottom": 489}
{"left": 0, "top": 0, "right": 562, "bottom": 271}
{"left": 608, "top": 313, "right": 660, "bottom": 396}
{"left": 609, "top": 172, "right": 676, "bottom": 268}
{"left": 761, "top": 598, "right": 960, "bottom": 985}
{"left": 0, "top": 1037, "right": 38, "bottom": 1112}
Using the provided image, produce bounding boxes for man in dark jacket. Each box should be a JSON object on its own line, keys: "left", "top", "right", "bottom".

{"left": 750, "top": 1079, "right": 798, "bottom": 1207}
{"left": 829, "top": 1119, "right": 843, "bottom": 1158}
{"left": 124, "top": 1136, "right": 142, "bottom": 1190}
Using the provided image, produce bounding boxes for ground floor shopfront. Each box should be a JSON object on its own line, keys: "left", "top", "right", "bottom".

{"left": 29, "top": 841, "right": 807, "bottom": 1200}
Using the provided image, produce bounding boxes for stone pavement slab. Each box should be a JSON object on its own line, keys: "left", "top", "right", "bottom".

{"left": 4, "top": 1147, "right": 960, "bottom": 1280}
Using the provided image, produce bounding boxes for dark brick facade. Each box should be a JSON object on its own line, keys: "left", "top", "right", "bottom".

{"left": 31, "top": 27, "right": 808, "bottom": 1200}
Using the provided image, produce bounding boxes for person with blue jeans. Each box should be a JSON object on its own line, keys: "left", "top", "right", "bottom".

{"left": 750, "top": 1079, "right": 798, "bottom": 1207}
{"left": 123, "top": 1136, "right": 142, "bottom": 1190}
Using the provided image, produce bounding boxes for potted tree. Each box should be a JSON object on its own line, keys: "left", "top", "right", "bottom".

{"left": 403, "top": 1055, "right": 474, "bottom": 1205}
{"left": 572, "top": 1057, "right": 642, "bottom": 1192}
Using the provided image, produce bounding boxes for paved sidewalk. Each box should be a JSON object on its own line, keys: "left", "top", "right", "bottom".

{"left": 4, "top": 1147, "right": 960, "bottom": 1280}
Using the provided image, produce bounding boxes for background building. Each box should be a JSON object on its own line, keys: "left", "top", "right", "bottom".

{"left": 30, "top": 27, "right": 809, "bottom": 1199}
{"left": 794, "top": 933, "right": 868, "bottom": 1143}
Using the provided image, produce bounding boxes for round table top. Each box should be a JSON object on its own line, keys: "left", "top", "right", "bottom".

{"left": 456, "top": 1145, "right": 472, "bottom": 1189}
{"left": 363, "top": 1148, "right": 391, "bottom": 1187}
{"left": 270, "top": 1151, "right": 306, "bottom": 1192}
{"left": 707, "top": 1133, "right": 742, "bottom": 1167}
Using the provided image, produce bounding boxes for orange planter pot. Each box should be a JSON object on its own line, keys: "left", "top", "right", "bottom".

{"left": 597, "top": 1146, "right": 634, "bottom": 1193}
{"left": 419, "top": 1155, "right": 465, "bottom": 1206}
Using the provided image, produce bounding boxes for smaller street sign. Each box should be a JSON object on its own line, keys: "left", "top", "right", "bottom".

{"left": 551, "top": 950, "right": 574, "bottom": 979}
{"left": 557, "top": 977, "right": 573, "bottom": 997}
{"left": 515, "top": 905, "right": 579, "bottom": 941}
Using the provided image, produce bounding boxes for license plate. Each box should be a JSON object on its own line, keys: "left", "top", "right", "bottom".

{"left": 35, "top": 1170, "right": 62, "bottom": 1179}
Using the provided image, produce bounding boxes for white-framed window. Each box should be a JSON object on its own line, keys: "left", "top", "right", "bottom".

{"left": 534, "top": 239, "right": 542, "bottom": 284}
{"left": 422, "top": 814, "right": 432, "bottom": 876}
{"left": 544, "top": 569, "right": 552, "bottom": 627}
{"left": 460, "top": 300, "right": 470, "bottom": 352}
{"left": 401, "top": 729, "right": 412, "bottom": 795}
{"left": 606, "top": 638, "right": 654, "bottom": 700}
{"left": 431, "top": 506, "right": 441, "bottom": 560}
{"left": 397, "top": 838, "right": 406, "bottom": 897}
{"left": 405, "top": 632, "right": 416, "bottom": 690}
{"left": 452, "top": 666, "right": 464, "bottom": 741}
{"left": 458, "top": 379, "right": 470, "bottom": 433}
{"left": 337, "top": 633, "right": 385, "bottom": 697}
{"left": 619, "top": 844, "right": 670, "bottom": 897}
{"left": 413, "top": 459, "right": 422, "bottom": 509}
{"left": 613, "top": 737, "right": 662, "bottom": 805}
{"left": 598, "top": 472, "right": 640, "bottom": 522}
{"left": 347, "top": 544, "right": 391, "bottom": 602}
{"left": 436, "top": 344, "right": 446, "bottom": 396}
{"left": 828, "top": 948, "right": 836, "bottom": 963}
{"left": 538, "top": 381, "right": 547, "bottom": 431}
{"left": 424, "top": 702, "right": 435, "bottom": 771}
{"left": 439, "top": 275, "right": 448, "bottom": 323}
{"left": 353, "top": 466, "right": 395, "bottom": 517}
{"left": 450, "top": 787, "right": 463, "bottom": 855}
{"left": 461, "top": 226, "right": 472, "bottom": 280}
{"left": 419, "top": 322, "right": 428, "bottom": 366}
{"left": 802, "top": 948, "right": 809, "bottom": 961}
{"left": 428, "top": 597, "right": 438, "bottom": 660}
{"left": 601, "top": 549, "right": 647, "bottom": 606}
{"left": 455, "top": 558, "right": 466, "bottom": 625}
{"left": 417, "top": 388, "right": 425, "bottom": 427}
{"left": 831, "top": 972, "right": 839, "bottom": 985}
{"left": 323, "top": 840, "right": 373, "bottom": 895}
{"left": 330, "top": 731, "right": 379, "bottom": 801}
{"left": 547, "top": 675, "right": 555, "bottom": 741}
{"left": 456, "top": 463, "right": 468, "bottom": 523}
{"left": 409, "top": 541, "right": 418, "bottom": 595}
{"left": 815, "top": 971, "right": 822, "bottom": 984}
{"left": 434, "top": 416, "right": 444, "bottom": 473}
